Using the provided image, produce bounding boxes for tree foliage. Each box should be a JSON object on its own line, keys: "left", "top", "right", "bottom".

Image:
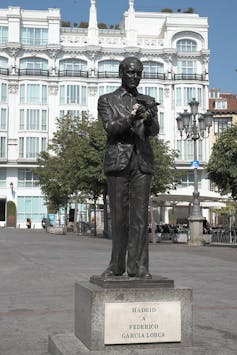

{"left": 161, "top": 8, "right": 173, "bottom": 13}
{"left": 207, "top": 124, "right": 237, "bottom": 199}
{"left": 151, "top": 138, "right": 180, "bottom": 195}
{"left": 34, "top": 113, "right": 107, "bottom": 216}
{"left": 61, "top": 20, "right": 71, "bottom": 27}
{"left": 79, "top": 21, "right": 88, "bottom": 28}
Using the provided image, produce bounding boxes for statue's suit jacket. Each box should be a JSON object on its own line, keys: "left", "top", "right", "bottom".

{"left": 98, "top": 86, "right": 159, "bottom": 175}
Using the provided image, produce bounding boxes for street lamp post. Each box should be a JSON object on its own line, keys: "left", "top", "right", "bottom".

{"left": 176, "top": 98, "right": 213, "bottom": 245}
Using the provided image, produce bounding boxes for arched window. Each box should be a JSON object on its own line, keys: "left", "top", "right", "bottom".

{"left": 0, "top": 57, "right": 8, "bottom": 75}
{"left": 19, "top": 57, "right": 48, "bottom": 76}
{"left": 142, "top": 61, "right": 164, "bottom": 79}
{"left": 98, "top": 60, "right": 120, "bottom": 78}
{"left": 59, "top": 59, "right": 88, "bottom": 77}
{"left": 176, "top": 39, "right": 197, "bottom": 52}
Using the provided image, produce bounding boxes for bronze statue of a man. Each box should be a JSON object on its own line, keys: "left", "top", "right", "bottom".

{"left": 98, "top": 56, "right": 159, "bottom": 279}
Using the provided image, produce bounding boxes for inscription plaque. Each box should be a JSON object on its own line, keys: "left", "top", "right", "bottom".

{"left": 104, "top": 301, "right": 181, "bottom": 345}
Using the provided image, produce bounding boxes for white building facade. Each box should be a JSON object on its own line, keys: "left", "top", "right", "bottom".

{"left": 0, "top": 1, "right": 211, "bottom": 228}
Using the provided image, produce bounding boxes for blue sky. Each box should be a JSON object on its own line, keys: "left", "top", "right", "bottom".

{"left": 1, "top": 0, "right": 237, "bottom": 94}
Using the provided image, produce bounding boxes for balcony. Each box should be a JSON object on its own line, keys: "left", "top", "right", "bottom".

{"left": 97, "top": 71, "right": 119, "bottom": 79}
{"left": 174, "top": 73, "right": 204, "bottom": 81}
{"left": 58, "top": 70, "right": 88, "bottom": 78}
{"left": 142, "top": 72, "right": 166, "bottom": 80}
{"left": 0, "top": 68, "right": 9, "bottom": 75}
{"left": 18, "top": 69, "right": 49, "bottom": 77}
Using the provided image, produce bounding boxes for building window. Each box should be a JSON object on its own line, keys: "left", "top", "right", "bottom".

{"left": 0, "top": 137, "right": 6, "bottom": 158}
{"left": 17, "top": 196, "right": 47, "bottom": 223}
{"left": 41, "top": 110, "right": 47, "bottom": 130}
{"left": 60, "top": 84, "right": 87, "bottom": 105}
{"left": 19, "top": 137, "right": 47, "bottom": 159}
{"left": 178, "top": 171, "right": 201, "bottom": 188}
{"left": 20, "top": 27, "right": 48, "bottom": 46}
{"left": 18, "top": 168, "right": 39, "bottom": 187}
{"left": 176, "top": 87, "right": 202, "bottom": 107}
{"left": 98, "top": 60, "right": 120, "bottom": 78}
{"left": 0, "top": 58, "right": 8, "bottom": 75}
{"left": 176, "top": 39, "right": 197, "bottom": 52}
{"left": 19, "top": 109, "right": 48, "bottom": 131}
{"left": 215, "top": 99, "right": 227, "bottom": 110}
{"left": 41, "top": 137, "right": 47, "bottom": 152}
{"left": 27, "top": 109, "right": 40, "bottom": 130}
{"left": 184, "top": 87, "right": 196, "bottom": 106}
{"left": 59, "top": 59, "right": 87, "bottom": 77}
{"left": 138, "top": 86, "right": 164, "bottom": 105}
{"left": 142, "top": 61, "right": 164, "bottom": 79}
{"left": 214, "top": 117, "right": 232, "bottom": 136}
{"left": 0, "top": 83, "right": 7, "bottom": 103}
{"left": 176, "top": 139, "right": 203, "bottom": 161}
{"left": 159, "top": 112, "right": 164, "bottom": 134}
{"left": 19, "top": 137, "right": 24, "bottom": 158}
{"left": 0, "top": 26, "right": 8, "bottom": 44}
{"left": 0, "top": 168, "right": 6, "bottom": 187}
{"left": 0, "top": 108, "right": 7, "bottom": 130}
{"left": 26, "top": 137, "right": 39, "bottom": 158}
{"left": 177, "top": 60, "right": 196, "bottom": 75}
{"left": 209, "top": 90, "right": 219, "bottom": 99}
{"left": 20, "top": 84, "right": 47, "bottom": 104}
{"left": 19, "top": 57, "right": 48, "bottom": 76}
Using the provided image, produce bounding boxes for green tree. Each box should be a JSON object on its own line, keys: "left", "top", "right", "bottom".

{"left": 79, "top": 21, "right": 88, "bottom": 28}
{"left": 161, "top": 8, "right": 173, "bottom": 13}
{"left": 207, "top": 124, "right": 237, "bottom": 199}
{"left": 151, "top": 138, "right": 180, "bottom": 195}
{"left": 74, "top": 116, "right": 107, "bottom": 236}
{"left": 183, "top": 7, "right": 195, "bottom": 13}
{"left": 61, "top": 20, "right": 71, "bottom": 27}
{"left": 98, "top": 22, "right": 108, "bottom": 29}
{"left": 34, "top": 113, "right": 107, "bottom": 233}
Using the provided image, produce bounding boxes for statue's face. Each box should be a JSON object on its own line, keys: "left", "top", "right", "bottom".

{"left": 120, "top": 61, "right": 142, "bottom": 91}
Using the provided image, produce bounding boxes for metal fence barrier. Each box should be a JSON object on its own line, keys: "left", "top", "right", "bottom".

{"left": 211, "top": 229, "right": 237, "bottom": 244}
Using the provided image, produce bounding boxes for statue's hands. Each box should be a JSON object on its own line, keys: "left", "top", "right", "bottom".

{"left": 131, "top": 103, "right": 147, "bottom": 120}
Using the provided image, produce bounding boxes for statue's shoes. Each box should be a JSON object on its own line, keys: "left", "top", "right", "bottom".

{"left": 101, "top": 269, "right": 123, "bottom": 277}
{"left": 137, "top": 272, "right": 152, "bottom": 279}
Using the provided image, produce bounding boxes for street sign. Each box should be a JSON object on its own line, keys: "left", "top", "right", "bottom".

{"left": 190, "top": 160, "right": 200, "bottom": 168}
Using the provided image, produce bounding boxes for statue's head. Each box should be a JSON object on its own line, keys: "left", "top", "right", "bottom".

{"left": 119, "top": 57, "right": 143, "bottom": 92}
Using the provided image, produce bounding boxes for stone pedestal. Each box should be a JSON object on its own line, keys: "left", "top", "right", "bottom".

{"left": 48, "top": 275, "right": 199, "bottom": 354}
{"left": 188, "top": 216, "right": 205, "bottom": 246}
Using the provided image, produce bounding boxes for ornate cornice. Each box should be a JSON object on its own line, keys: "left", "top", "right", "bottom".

{"left": 4, "top": 43, "right": 22, "bottom": 57}
{"left": 46, "top": 45, "right": 62, "bottom": 59}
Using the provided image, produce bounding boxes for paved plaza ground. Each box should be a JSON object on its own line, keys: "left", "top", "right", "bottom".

{"left": 0, "top": 228, "right": 237, "bottom": 355}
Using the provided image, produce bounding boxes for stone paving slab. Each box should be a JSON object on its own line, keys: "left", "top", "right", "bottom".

{"left": 0, "top": 228, "right": 237, "bottom": 355}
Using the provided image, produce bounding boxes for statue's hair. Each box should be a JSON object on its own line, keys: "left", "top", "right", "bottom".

{"left": 119, "top": 56, "right": 143, "bottom": 75}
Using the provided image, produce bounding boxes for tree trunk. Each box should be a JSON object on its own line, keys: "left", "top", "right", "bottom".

{"left": 93, "top": 198, "right": 97, "bottom": 237}
{"left": 64, "top": 203, "right": 68, "bottom": 234}
{"left": 73, "top": 203, "right": 78, "bottom": 233}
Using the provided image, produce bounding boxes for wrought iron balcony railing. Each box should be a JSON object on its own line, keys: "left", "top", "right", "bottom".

{"left": 18, "top": 69, "right": 49, "bottom": 77}
{"left": 58, "top": 70, "right": 89, "bottom": 78}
